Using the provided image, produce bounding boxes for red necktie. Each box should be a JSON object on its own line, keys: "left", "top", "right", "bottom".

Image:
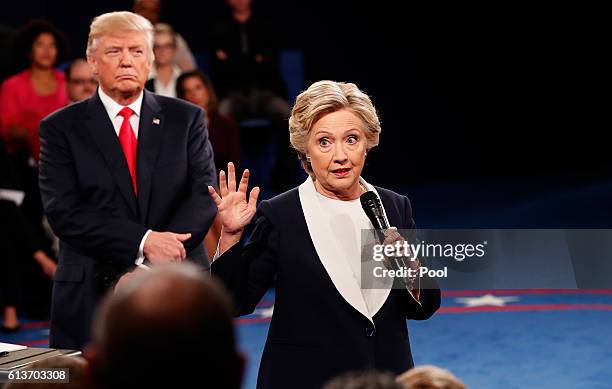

{"left": 118, "top": 107, "right": 138, "bottom": 196}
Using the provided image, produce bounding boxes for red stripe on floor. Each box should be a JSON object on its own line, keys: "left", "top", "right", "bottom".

{"left": 442, "top": 289, "right": 612, "bottom": 297}
{"left": 439, "top": 304, "right": 612, "bottom": 313}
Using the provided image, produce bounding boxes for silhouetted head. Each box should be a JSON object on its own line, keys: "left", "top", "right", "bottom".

{"left": 86, "top": 263, "right": 244, "bottom": 389}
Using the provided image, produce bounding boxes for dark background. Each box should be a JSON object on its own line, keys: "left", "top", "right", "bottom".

{"left": 1, "top": 1, "right": 608, "bottom": 189}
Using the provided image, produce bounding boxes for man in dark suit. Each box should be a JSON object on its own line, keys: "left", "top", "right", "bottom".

{"left": 38, "top": 11, "right": 217, "bottom": 350}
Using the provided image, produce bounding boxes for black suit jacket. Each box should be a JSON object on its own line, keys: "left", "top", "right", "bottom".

{"left": 39, "top": 90, "right": 217, "bottom": 349}
{"left": 212, "top": 186, "right": 440, "bottom": 389}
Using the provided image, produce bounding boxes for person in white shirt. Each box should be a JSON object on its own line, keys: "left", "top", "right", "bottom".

{"left": 145, "top": 23, "right": 182, "bottom": 97}
{"left": 209, "top": 80, "right": 440, "bottom": 389}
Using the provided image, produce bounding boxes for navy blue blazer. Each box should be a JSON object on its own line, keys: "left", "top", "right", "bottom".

{"left": 212, "top": 186, "right": 440, "bottom": 389}
{"left": 39, "top": 90, "right": 217, "bottom": 350}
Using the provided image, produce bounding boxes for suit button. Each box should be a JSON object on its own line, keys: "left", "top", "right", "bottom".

{"left": 365, "top": 326, "right": 375, "bottom": 337}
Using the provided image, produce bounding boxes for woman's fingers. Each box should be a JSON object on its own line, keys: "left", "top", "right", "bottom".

{"left": 208, "top": 186, "right": 223, "bottom": 207}
{"left": 228, "top": 162, "right": 237, "bottom": 192}
{"left": 219, "top": 170, "right": 228, "bottom": 197}
{"left": 248, "top": 186, "right": 260, "bottom": 212}
{"left": 238, "top": 169, "right": 250, "bottom": 194}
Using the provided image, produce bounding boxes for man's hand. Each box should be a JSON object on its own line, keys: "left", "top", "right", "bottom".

{"left": 33, "top": 250, "right": 56, "bottom": 279}
{"left": 143, "top": 231, "right": 191, "bottom": 264}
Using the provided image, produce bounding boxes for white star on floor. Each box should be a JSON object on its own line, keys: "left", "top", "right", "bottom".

{"left": 455, "top": 294, "right": 519, "bottom": 307}
{"left": 254, "top": 305, "right": 274, "bottom": 318}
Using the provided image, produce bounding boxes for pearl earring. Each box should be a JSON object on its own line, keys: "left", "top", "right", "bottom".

{"left": 306, "top": 156, "right": 311, "bottom": 162}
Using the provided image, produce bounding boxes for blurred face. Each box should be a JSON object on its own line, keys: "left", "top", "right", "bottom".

{"left": 134, "top": 0, "right": 160, "bottom": 24}
{"left": 307, "top": 109, "right": 368, "bottom": 200}
{"left": 67, "top": 61, "right": 98, "bottom": 102}
{"left": 88, "top": 32, "right": 151, "bottom": 100}
{"left": 31, "top": 32, "right": 57, "bottom": 69}
{"left": 181, "top": 76, "right": 210, "bottom": 110}
{"left": 228, "top": 0, "right": 252, "bottom": 13}
{"left": 153, "top": 32, "right": 176, "bottom": 67}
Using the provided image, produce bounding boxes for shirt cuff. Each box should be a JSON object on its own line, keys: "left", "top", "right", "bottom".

{"left": 135, "top": 229, "right": 152, "bottom": 265}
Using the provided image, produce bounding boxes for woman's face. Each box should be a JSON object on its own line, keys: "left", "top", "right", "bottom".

{"left": 153, "top": 32, "right": 176, "bottom": 67}
{"left": 181, "top": 76, "right": 210, "bottom": 111}
{"left": 307, "top": 109, "right": 368, "bottom": 200}
{"left": 31, "top": 32, "right": 57, "bottom": 69}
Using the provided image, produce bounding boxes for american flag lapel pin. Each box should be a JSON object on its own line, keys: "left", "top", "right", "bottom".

{"left": 152, "top": 118, "right": 160, "bottom": 125}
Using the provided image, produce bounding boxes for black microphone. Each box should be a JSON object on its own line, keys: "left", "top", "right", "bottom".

{"left": 360, "top": 191, "right": 414, "bottom": 289}
{"left": 360, "top": 191, "right": 389, "bottom": 242}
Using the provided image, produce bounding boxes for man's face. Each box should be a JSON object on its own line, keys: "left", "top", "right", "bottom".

{"left": 88, "top": 32, "right": 152, "bottom": 98}
{"left": 67, "top": 61, "right": 98, "bottom": 102}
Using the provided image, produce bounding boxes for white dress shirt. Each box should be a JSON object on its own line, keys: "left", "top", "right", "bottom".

{"left": 148, "top": 65, "right": 181, "bottom": 98}
{"left": 97, "top": 87, "right": 151, "bottom": 267}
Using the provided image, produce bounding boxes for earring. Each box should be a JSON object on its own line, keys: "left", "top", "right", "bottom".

{"left": 306, "top": 155, "right": 311, "bottom": 162}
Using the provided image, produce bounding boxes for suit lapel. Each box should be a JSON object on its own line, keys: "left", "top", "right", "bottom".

{"left": 136, "top": 90, "right": 164, "bottom": 224}
{"left": 85, "top": 93, "right": 138, "bottom": 215}
{"left": 298, "top": 177, "right": 393, "bottom": 325}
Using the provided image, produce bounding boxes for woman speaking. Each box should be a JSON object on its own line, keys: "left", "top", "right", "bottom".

{"left": 209, "top": 80, "right": 440, "bottom": 389}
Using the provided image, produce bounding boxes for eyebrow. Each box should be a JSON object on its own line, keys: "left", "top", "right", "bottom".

{"left": 312, "top": 128, "right": 361, "bottom": 136}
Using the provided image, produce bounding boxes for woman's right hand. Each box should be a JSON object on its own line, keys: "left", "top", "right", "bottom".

{"left": 208, "top": 162, "right": 260, "bottom": 252}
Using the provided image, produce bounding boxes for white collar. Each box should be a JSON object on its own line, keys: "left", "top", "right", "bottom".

{"left": 298, "top": 176, "right": 392, "bottom": 325}
{"left": 148, "top": 64, "right": 181, "bottom": 80}
{"left": 97, "top": 86, "right": 143, "bottom": 120}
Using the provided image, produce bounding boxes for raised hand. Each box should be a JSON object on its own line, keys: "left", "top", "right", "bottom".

{"left": 208, "top": 162, "right": 260, "bottom": 252}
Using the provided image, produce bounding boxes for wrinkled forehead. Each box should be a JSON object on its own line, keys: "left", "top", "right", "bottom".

{"left": 96, "top": 31, "right": 149, "bottom": 49}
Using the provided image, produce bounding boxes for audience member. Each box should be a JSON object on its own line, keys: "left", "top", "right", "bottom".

{"left": 176, "top": 69, "right": 240, "bottom": 172}
{"left": 396, "top": 365, "right": 468, "bottom": 389}
{"left": 176, "top": 70, "right": 240, "bottom": 258}
{"left": 145, "top": 23, "right": 181, "bottom": 97}
{"left": 323, "top": 371, "right": 403, "bottom": 389}
{"left": 133, "top": 0, "right": 197, "bottom": 72}
{"left": 65, "top": 58, "right": 97, "bottom": 103}
{"left": 0, "top": 19, "right": 68, "bottom": 160}
{"left": 84, "top": 263, "right": 244, "bottom": 389}
{"left": 210, "top": 0, "right": 289, "bottom": 123}
{"left": 1, "top": 138, "right": 55, "bottom": 333}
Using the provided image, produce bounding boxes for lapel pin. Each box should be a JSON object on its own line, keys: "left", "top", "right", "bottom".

{"left": 152, "top": 118, "right": 160, "bottom": 125}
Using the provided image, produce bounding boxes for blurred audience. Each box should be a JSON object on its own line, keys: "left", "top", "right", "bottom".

{"left": 133, "top": 0, "right": 196, "bottom": 72}
{"left": 176, "top": 69, "right": 240, "bottom": 173}
{"left": 176, "top": 69, "right": 239, "bottom": 258}
{"left": 0, "top": 24, "right": 14, "bottom": 82}
{"left": 210, "top": 0, "right": 289, "bottom": 123}
{"left": 396, "top": 365, "right": 467, "bottom": 389}
{"left": 0, "top": 21, "right": 63, "bottom": 308}
{"left": 210, "top": 0, "right": 296, "bottom": 191}
{"left": 84, "top": 263, "right": 244, "bottom": 389}
{"left": 1, "top": 138, "right": 56, "bottom": 333}
{"left": 0, "top": 19, "right": 68, "bottom": 160}
{"left": 145, "top": 23, "right": 181, "bottom": 97}
{"left": 323, "top": 371, "right": 403, "bottom": 389}
{"left": 65, "top": 58, "right": 97, "bottom": 103}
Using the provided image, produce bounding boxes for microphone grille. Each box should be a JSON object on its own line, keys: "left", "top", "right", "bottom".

{"left": 360, "top": 191, "right": 384, "bottom": 217}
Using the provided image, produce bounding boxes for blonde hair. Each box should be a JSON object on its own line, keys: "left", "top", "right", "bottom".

{"left": 396, "top": 365, "right": 468, "bottom": 389}
{"left": 154, "top": 22, "right": 176, "bottom": 46}
{"left": 86, "top": 11, "right": 154, "bottom": 61}
{"left": 288, "top": 80, "right": 381, "bottom": 177}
